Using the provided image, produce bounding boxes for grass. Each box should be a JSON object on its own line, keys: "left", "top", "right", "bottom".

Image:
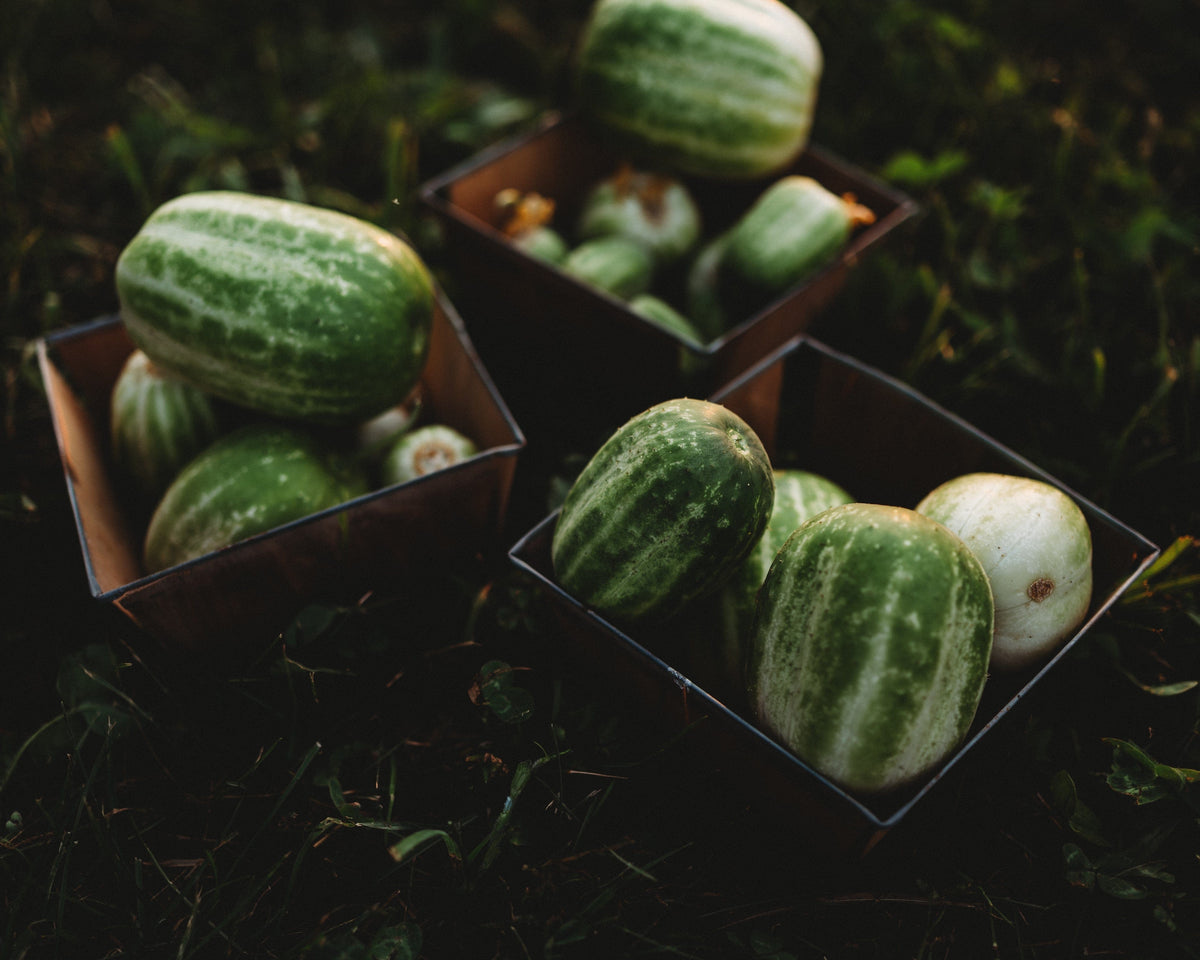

{"left": 3, "top": 0, "right": 1200, "bottom": 956}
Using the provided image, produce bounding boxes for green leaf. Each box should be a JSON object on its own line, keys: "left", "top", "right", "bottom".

{"left": 53, "top": 643, "right": 141, "bottom": 737}
{"left": 967, "top": 179, "right": 1027, "bottom": 221}
{"left": 1103, "top": 738, "right": 1200, "bottom": 805}
{"left": 472, "top": 660, "right": 535, "bottom": 724}
{"left": 928, "top": 11, "right": 981, "bottom": 49}
{"left": 55, "top": 642, "right": 122, "bottom": 708}
{"left": 1119, "top": 674, "right": 1198, "bottom": 697}
{"left": 1128, "top": 861, "right": 1176, "bottom": 885}
{"left": 368, "top": 922, "right": 423, "bottom": 960}
{"left": 285, "top": 602, "right": 347, "bottom": 648}
{"left": 1121, "top": 206, "right": 1197, "bottom": 261}
{"left": 1097, "top": 874, "right": 1150, "bottom": 900}
{"left": 1049, "top": 770, "right": 1110, "bottom": 846}
{"left": 74, "top": 701, "right": 133, "bottom": 739}
{"left": 482, "top": 686, "right": 535, "bottom": 724}
{"left": 966, "top": 250, "right": 1010, "bottom": 290}
{"left": 881, "top": 148, "right": 968, "bottom": 188}
{"left": 1062, "top": 842, "right": 1096, "bottom": 889}
{"left": 298, "top": 922, "right": 422, "bottom": 960}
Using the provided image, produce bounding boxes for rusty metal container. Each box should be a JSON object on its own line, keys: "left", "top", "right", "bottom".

{"left": 419, "top": 112, "right": 919, "bottom": 448}
{"left": 508, "top": 335, "right": 1159, "bottom": 857}
{"left": 38, "top": 292, "right": 525, "bottom": 653}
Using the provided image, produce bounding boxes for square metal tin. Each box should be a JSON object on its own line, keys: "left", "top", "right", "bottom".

{"left": 508, "top": 335, "right": 1159, "bottom": 857}
{"left": 38, "top": 292, "right": 525, "bottom": 653}
{"left": 419, "top": 112, "right": 919, "bottom": 447}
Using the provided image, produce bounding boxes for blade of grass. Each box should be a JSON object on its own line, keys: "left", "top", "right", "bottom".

{"left": 1120, "top": 535, "right": 1199, "bottom": 604}
{"left": 388, "top": 827, "right": 463, "bottom": 865}
{"left": 0, "top": 710, "right": 85, "bottom": 797}
{"left": 471, "top": 749, "right": 571, "bottom": 875}
{"left": 185, "top": 853, "right": 289, "bottom": 958}
{"left": 175, "top": 886, "right": 201, "bottom": 960}
{"left": 226, "top": 740, "right": 323, "bottom": 878}
{"left": 49, "top": 723, "right": 118, "bottom": 942}
{"left": 383, "top": 117, "right": 415, "bottom": 231}
{"left": 104, "top": 124, "right": 152, "bottom": 218}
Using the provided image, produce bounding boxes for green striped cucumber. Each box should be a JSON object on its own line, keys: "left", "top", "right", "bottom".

{"left": 628, "top": 293, "right": 712, "bottom": 383}
{"left": 916, "top": 472, "right": 1093, "bottom": 671}
{"left": 115, "top": 191, "right": 435, "bottom": 424}
{"left": 143, "top": 422, "right": 368, "bottom": 573}
{"left": 551, "top": 397, "right": 774, "bottom": 623}
{"left": 722, "top": 175, "right": 876, "bottom": 301}
{"left": 576, "top": 166, "right": 702, "bottom": 265}
{"left": 708, "top": 470, "right": 853, "bottom": 696}
{"left": 628, "top": 294, "right": 705, "bottom": 347}
{"left": 684, "top": 231, "right": 733, "bottom": 341}
{"left": 562, "top": 235, "right": 656, "bottom": 300}
{"left": 748, "top": 502, "right": 994, "bottom": 795}
{"left": 109, "top": 349, "right": 224, "bottom": 510}
{"left": 573, "top": 0, "right": 823, "bottom": 178}
{"left": 513, "top": 225, "right": 570, "bottom": 266}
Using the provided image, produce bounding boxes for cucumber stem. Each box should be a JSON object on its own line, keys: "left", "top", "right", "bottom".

{"left": 841, "top": 192, "right": 877, "bottom": 229}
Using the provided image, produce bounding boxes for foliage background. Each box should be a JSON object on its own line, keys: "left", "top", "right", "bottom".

{"left": 2, "top": 0, "right": 1199, "bottom": 957}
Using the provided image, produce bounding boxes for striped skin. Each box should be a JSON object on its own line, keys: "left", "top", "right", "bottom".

{"left": 574, "top": 0, "right": 823, "bottom": 179}
{"left": 551, "top": 398, "right": 774, "bottom": 624}
{"left": 684, "top": 231, "right": 732, "bottom": 341}
{"left": 115, "top": 191, "right": 435, "bottom": 424}
{"left": 722, "top": 176, "right": 858, "bottom": 297}
{"left": 142, "top": 423, "right": 368, "bottom": 574}
{"left": 629, "top": 294, "right": 705, "bottom": 347}
{"left": 576, "top": 169, "right": 702, "bottom": 266}
{"left": 715, "top": 469, "right": 853, "bottom": 687}
{"left": 628, "top": 295, "right": 712, "bottom": 384}
{"left": 748, "top": 503, "right": 993, "bottom": 795}
{"left": 916, "top": 472, "right": 1093, "bottom": 672}
{"left": 109, "top": 349, "right": 223, "bottom": 509}
{"left": 562, "top": 235, "right": 656, "bottom": 300}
